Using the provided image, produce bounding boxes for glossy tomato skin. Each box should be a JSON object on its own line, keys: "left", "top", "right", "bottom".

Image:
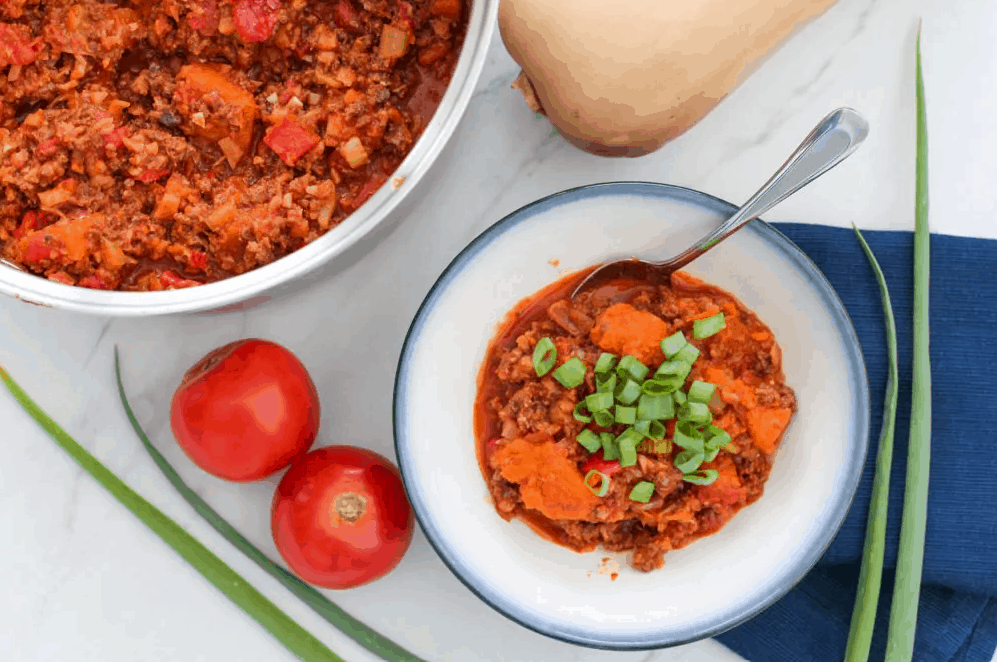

{"left": 170, "top": 339, "right": 320, "bottom": 482}
{"left": 271, "top": 446, "right": 414, "bottom": 589}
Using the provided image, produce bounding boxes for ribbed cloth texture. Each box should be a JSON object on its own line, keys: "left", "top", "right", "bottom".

{"left": 717, "top": 224, "right": 997, "bottom": 661}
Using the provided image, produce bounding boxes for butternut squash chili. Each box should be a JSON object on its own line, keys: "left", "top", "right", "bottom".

{"left": 475, "top": 269, "right": 797, "bottom": 572}
{"left": 0, "top": 0, "right": 466, "bottom": 290}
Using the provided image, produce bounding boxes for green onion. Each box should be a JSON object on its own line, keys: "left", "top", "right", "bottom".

{"left": 637, "top": 392, "right": 674, "bottom": 421}
{"left": 594, "top": 352, "right": 617, "bottom": 374}
{"left": 617, "top": 355, "right": 649, "bottom": 381}
{"left": 586, "top": 391, "right": 614, "bottom": 412}
{"left": 648, "top": 420, "right": 667, "bottom": 440}
{"left": 845, "top": 226, "right": 900, "bottom": 662}
{"left": 683, "top": 469, "right": 719, "bottom": 485}
{"left": 673, "top": 421, "right": 705, "bottom": 452}
{"left": 595, "top": 371, "right": 617, "bottom": 393}
{"left": 673, "top": 344, "right": 700, "bottom": 365}
{"left": 693, "top": 313, "right": 726, "bottom": 339}
{"left": 660, "top": 331, "right": 687, "bottom": 358}
{"left": 655, "top": 360, "right": 688, "bottom": 378}
{"left": 629, "top": 481, "right": 655, "bottom": 503}
{"left": 641, "top": 378, "right": 674, "bottom": 395}
{"left": 704, "top": 445, "right": 720, "bottom": 462}
{"left": 687, "top": 380, "right": 716, "bottom": 403}
{"left": 616, "top": 429, "right": 642, "bottom": 467}
{"left": 553, "top": 357, "right": 586, "bottom": 388}
{"left": 573, "top": 401, "right": 593, "bottom": 423}
{"left": 593, "top": 410, "right": 615, "bottom": 428}
{"left": 600, "top": 432, "right": 618, "bottom": 460}
{"left": 678, "top": 402, "right": 712, "bottom": 425}
{"left": 532, "top": 337, "right": 557, "bottom": 377}
{"left": 673, "top": 389, "right": 687, "bottom": 406}
{"left": 0, "top": 362, "right": 354, "bottom": 662}
{"left": 885, "top": 29, "right": 931, "bottom": 662}
{"left": 674, "top": 449, "right": 704, "bottom": 474}
{"left": 704, "top": 426, "right": 732, "bottom": 449}
{"left": 615, "top": 378, "right": 642, "bottom": 405}
{"left": 577, "top": 429, "right": 603, "bottom": 453}
{"left": 584, "top": 470, "right": 611, "bottom": 497}
{"left": 615, "top": 406, "right": 636, "bottom": 425}
{"left": 112, "top": 352, "right": 421, "bottom": 662}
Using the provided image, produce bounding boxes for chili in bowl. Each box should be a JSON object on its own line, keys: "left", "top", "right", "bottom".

{"left": 393, "top": 182, "right": 869, "bottom": 649}
{"left": 0, "top": 0, "right": 496, "bottom": 314}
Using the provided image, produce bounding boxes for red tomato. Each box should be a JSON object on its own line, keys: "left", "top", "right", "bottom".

{"left": 271, "top": 446, "right": 414, "bottom": 589}
{"left": 581, "top": 454, "right": 623, "bottom": 476}
{"left": 170, "top": 339, "right": 320, "bottom": 481}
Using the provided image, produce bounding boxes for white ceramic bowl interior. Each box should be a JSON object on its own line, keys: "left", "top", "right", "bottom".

{"left": 0, "top": 0, "right": 498, "bottom": 316}
{"left": 394, "top": 183, "right": 869, "bottom": 649}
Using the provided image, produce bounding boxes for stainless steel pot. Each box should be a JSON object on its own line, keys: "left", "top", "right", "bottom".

{"left": 0, "top": 0, "right": 497, "bottom": 316}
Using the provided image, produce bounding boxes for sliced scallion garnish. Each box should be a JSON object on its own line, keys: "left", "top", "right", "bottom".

{"left": 553, "top": 357, "right": 586, "bottom": 388}
{"left": 532, "top": 337, "right": 557, "bottom": 377}
{"left": 637, "top": 392, "right": 674, "bottom": 421}
{"left": 594, "top": 352, "right": 617, "bottom": 374}
{"left": 704, "top": 425, "right": 731, "bottom": 449}
{"left": 673, "top": 344, "right": 700, "bottom": 365}
{"left": 693, "top": 313, "right": 726, "bottom": 339}
{"left": 678, "top": 402, "right": 712, "bottom": 425}
{"left": 641, "top": 378, "right": 674, "bottom": 395}
{"left": 585, "top": 391, "right": 614, "bottom": 412}
{"left": 617, "top": 355, "right": 649, "bottom": 381}
{"left": 595, "top": 371, "right": 617, "bottom": 394}
{"left": 615, "top": 378, "right": 642, "bottom": 405}
{"left": 600, "top": 432, "right": 618, "bottom": 460}
{"left": 573, "top": 401, "right": 593, "bottom": 423}
{"left": 629, "top": 481, "right": 655, "bottom": 503}
{"left": 683, "top": 469, "right": 719, "bottom": 485}
{"left": 673, "top": 389, "right": 687, "bottom": 406}
{"left": 616, "top": 429, "right": 642, "bottom": 467}
{"left": 576, "top": 429, "right": 602, "bottom": 453}
{"left": 674, "top": 449, "right": 704, "bottom": 474}
{"left": 615, "top": 406, "right": 636, "bottom": 425}
{"left": 584, "top": 470, "right": 611, "bottom": 497}
{"left": 687, "top": 380, "right": 716, "bottom": 404}
{"left": 594, "top": 410, "right": 615, "bottom": 428}
{"left": 648, "top": 420, "right": 667, "bottom": 440}
{"left": 673, "top": 421, "right": 705, "bottom": 452}
{"left": 660, "top": 331, "right": 687, "bottom": 358}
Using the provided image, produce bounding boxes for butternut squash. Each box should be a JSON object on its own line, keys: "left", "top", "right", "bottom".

{"left": 499, "top": 0, "right": 838, "bottom": 156}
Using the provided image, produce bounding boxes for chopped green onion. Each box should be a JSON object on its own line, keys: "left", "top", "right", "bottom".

{"left": 641, "top": 378, "right": 675, "bottom": 395}
{"left": 674, "top": 449, "right": 704, "bottom": 474}
{"left": 595, "top": 371, "right": 617, "bottom": 393}
{"left": 584, "top": 470, "right": 611, "bottom": 497}
{"left": 648, "top": 420, "right": 667, "bottom": 440}
{"left": 617, "top": 355, "right": 649, "bottom": 381}
{"left": 655, "top": 360, "right": 692, "bottom": 382}
{"left": 600, "top": 432, "right": 618, "bottom": 460}
{"left": 678, "top": 402, "right": 712, "bottom": 425}
{"left": 552, "top": 357, "right": 586, "bottom": 388}
{"left": 532, "top": 337, "right": 557, "bottom": 377}
{"left": 683, "top": 469, "right": 719, "bottom": 485}
{"left": 637, "top": 392, "right": 674, "bottom": 421}
{"left": 594, "top": 353, "right": 617, "bottom": 374}
{"left": 704, "top": 445, "right": 720, "bottom": 462}
{"left": 615, "top": 378, "right": 642, "bottom": 405}
{"left": 576, "top": 429, "right": 602, "bottom": 453}
{"left": 615, "top": 406, "right": 636, "bottom": 425}
{"left": 660, "top": 331, "right": 687, "bottom": 358}
{"left": 652, "top": 438, "right": 672, "bottom": 454}
{"left": 885, "top": 31, "right": 931, "bottom": 662}
{"left": 673, "top": 421, "right": 705, "bottom": 452}
{"left": 633, "top": 419, "right": 651, "bottom": 437}
{"left": 704, "top": 425, "right": 731, "bottom": 449}
{"left": 573, "top": 401, "right": 593, "bottom": 423}
{"left": 586, "top": 391, "right": 614, "bottom": 412}
{"left": 616, "top": 428, "right": 642, "bottom": 467}
{"left": 687, "top": 380, "right": 716, "bottom": 403}
{"left": 629, "top": 481, "right": 655, "bottom": 503}
{"left": 673, "top": 389, "right": 687, "bottom": 406}
{"left": 594, "top": 410, "right": 616, "bottom": 428}
{"left": 693, "top": 313, "right": 726, "bottom": 339}
{"left": 673, "top": 344, "right": 700, "bottom": 365}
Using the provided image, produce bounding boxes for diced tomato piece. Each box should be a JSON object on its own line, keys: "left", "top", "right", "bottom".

{"left": 186, "top": 0, "right": 220, "bottom": 35}
{"left": 137, "top": 169, "right": 171, "bottom": 183}
{"left": 101, "top": 127, "right": 128, "bottom": 149}
{"left": 333, "top": 0, "right": 359, "bottom": 30}
{"left": 263, "top": 118, "right": 319, "bottom": 166}
{"left": 47, "top": 272, "right": 75, "bottom": 286}
{"left": 484, "top": 437, "right": 502, "bottom": 457}
{"left": 352, "top": 172, "right": 388, "bottom": 208}
{"left": 0, "top": 23, "right": 43, "bottom": 67}
{"left": 233, "top": 0, "right": 281, "bottom": 43}
{"left": 581, "top": 454, "right": 623, "bottom": 477}
{"left": 78, "top": 274, "right": 108, "bottom": 290}
{"left": 21, "top": 232, "right": 55, "bottom": 264}
{"left": 160, "top": 270, "right": 202, "bottom": 289}
{"left": 37, "top": 138, "right": 61, "bottom": 157}
{"left": 13, "top": 211, "right": 42, "bottom": 240}
{"left": 397, "top": 2, "right": 415, "bottom": 28}
{"left": 189, "top": 250, "right": 208, "bottom": 270}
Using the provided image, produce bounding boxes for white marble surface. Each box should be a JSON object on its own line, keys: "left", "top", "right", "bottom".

{"left": 3, "top": 0, "right": 997, "bottom": 660}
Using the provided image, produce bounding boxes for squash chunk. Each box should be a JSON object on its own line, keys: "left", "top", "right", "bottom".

{"left": 492, "top": 435, "right": 598, "bottom": 520}
{"left": 174, "top": 64, "right": 259, "bottom": 157}
{"left": 696, "top": 454, "right": 743, "bottom": 506}
{"left": 590, "top": 303, "right": 669, "bottom": 364}
{"left": 746, "top": 407, "right": 793, "bottom": 454}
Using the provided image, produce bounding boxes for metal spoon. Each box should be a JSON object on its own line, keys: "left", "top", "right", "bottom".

{"left": 571, "top": 107, "right": 870, "bottom": 296}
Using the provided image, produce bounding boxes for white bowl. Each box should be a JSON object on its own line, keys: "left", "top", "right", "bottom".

{"left": 393, "top": 182, "right": 869, "bottom": 649}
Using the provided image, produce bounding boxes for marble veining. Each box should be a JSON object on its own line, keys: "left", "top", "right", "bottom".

{"left": 3, "top": 0, "right": 997, "bottom": 660}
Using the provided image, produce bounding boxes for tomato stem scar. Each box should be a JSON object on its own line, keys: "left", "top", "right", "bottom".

{"left": 335, "top": 493, "right": 367, "bottom": 522}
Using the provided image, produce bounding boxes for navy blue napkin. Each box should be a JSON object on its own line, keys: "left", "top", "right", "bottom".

{"left": 716, "top": 224, "right": 997, "bottom": 661}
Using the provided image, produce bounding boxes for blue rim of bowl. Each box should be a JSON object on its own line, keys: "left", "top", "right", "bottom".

{"left": 393, "top": 181, "right": 870, "bottom": 650}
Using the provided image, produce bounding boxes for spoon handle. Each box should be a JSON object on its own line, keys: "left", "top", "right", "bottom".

{"left": 668, "top": 107, "right": 870, "bottom": 268}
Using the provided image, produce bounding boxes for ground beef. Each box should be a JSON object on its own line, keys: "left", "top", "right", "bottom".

{"left": 0, "top": 0, "right": 467, "bottom": 290}
{"left": 475, "top": 270, "right": 798, "bottom": 572}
